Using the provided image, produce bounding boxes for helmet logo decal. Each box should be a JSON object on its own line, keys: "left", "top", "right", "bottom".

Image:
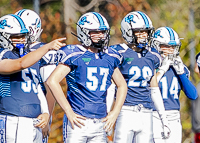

{"left": 154, "top": 30, "right": 163, "bottom": 38}
{"left": 92, "top": 12, "right": 107, "bottom": 30}
{"left": 32, "top": 18, "right": 41, "bottom": 29}
{"left": 78, "top": 16, "right": 90, "bottom": 25}
{"left": 125, "top": 15, "right": 135, "bottom": 24}
{"left": 0, "top": 19, "right": 11, "bottom": 29}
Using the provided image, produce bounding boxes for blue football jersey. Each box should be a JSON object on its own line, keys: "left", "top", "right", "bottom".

{"left": 57, "top": 45, "right": 121, "bottom": 118}
{"left": 0, "top": 48, "right": 41, "bottom": 118}
{"left": 30, "top": 42, "right": 58, "bottom": 67}
{"left": 110, "top": 43, "right": 161, "bottom": 109}
{"left": 30, "top": 42, "right": 58, "bottom": 94}
{"left": 153, "top": 66, "right": 190, "bottom": 111}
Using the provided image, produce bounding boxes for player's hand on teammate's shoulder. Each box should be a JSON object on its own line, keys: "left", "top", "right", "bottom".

{"left": 34, "top": 113, "right": 50, "bottom": 129}
{"left": 102, "top": 110, "right": 118, "bottom": 132}
{"left": 46, "top": 37, "right": 66, "bottom": 51}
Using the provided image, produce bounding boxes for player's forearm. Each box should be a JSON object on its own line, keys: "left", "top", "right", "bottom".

{"left": 20, "top": 37, "right": 66, "bottom": 69}
{"left": 0, "top": 44, "right": 50, "bottom": 75}
{"left": 44, "top": 82, "right": 56, "bottom": 117}
{"left": 47, "top": 79, "right": 72, "bottom": 115}
{"left": 46, "top": 91, "right": 56, "bottom": 117}
{"left": 112, "top": 85, "right": 127, "bottom": 114}
{"left": 178, "top": 74, "right": 198, "bottom": 100}
{"left": 20, "top": 44, "right": 50, "bottom": 69}
{"left": 37, "top": 84, "right": 49, "bottom": 114}
{"left": 151, "top": 87, "right": 165, "bottom": 114}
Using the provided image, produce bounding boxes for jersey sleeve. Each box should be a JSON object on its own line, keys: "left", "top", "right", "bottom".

{"left": 0, "top": 48, "right": 13, "bottom": 60}
{"left": 57, "top": 45, "right": 85, "bottom": 68}
{"left": 150, "top": 50, "right": 162, "bottom": 69}
{"left": 109, "top": 44, "right": 127, "bottom": 67}
{"left": 107, "top": 46, "right": 123, "bottom": 67}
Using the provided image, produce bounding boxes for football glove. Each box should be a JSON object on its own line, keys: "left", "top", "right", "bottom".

{"left": 160, "top": 114, "right": 171, "bottom": 139}
{"left": 159, "top": 56, "right": 173, "bottom": 73}
{"left": 173, "top": 56, "right": 184, "bottom": 75}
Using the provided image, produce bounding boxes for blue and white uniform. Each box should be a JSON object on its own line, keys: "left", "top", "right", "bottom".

{"left": 111, "top": 43, "right": 161, "bottom": 143}
{"left": 30, "top": 42, "right": 57, "bottom": 143}
{"left": 0, "top": 48, "right": 43, "bottom": 143}
{"left": 30, "top": 42, "right": 57, "bottom": 93}
{"left": 58, "top": 44, "right": 121, "bottom": 142}
{"left": 153, "top": 66, "right": 197, "bottom": 143}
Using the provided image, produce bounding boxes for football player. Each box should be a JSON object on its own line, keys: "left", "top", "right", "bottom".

{"left": 46, "top": 12, "right": 127, "bottom": 143}
{"left": 151, "top": 26, "right": 197, "bottom": 143}
{"left": 15, "top": 9, "right": 60, "bottom": 142}
{"left": 110, "top": 11, "right": 169, "bottom": 143}
{"left": 0, "top": 14, "right": 66, "bottom": 143}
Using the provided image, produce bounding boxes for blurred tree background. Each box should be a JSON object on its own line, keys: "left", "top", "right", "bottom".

{"left": 0, "top": 0, "right": 200, "bottom": 142}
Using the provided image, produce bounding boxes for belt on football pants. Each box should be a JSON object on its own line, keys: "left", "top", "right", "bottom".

{"left": 121, "top": 104, "right": 152, "bottom": 112}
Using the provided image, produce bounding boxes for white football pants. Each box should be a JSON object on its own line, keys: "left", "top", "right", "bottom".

{"left": 153, "top": 110, "right": 182, "bottom": 143}
{"left": 0, "top": 115, "right": 42, "bottom": 143}
{"left": 114, "top": 104, "right": 153, "bottom": 143}
{"left": 64, "top": 117, "right": 107, "bottom": 143}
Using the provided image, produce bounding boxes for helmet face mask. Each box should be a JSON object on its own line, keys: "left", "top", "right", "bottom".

{"left": 77, "top": 12, "right": 110, "bottom": 51}
{"left": 152, "top": 27, "right": 181, "bottom": 59}
{"left": 121, "top": 11, "right": 154, "bottom": 49}
{"left": 15, "top": 9, "right": 43, "bottom": 43}
{"left": 0, "top": 14, "right": 30, "bottom": 55}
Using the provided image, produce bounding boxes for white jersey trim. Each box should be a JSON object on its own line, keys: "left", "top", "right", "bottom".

{"left": 0, "top": 49, "right": 10, "bottom": 61}
{"left": 119, "top": 43, "right": 129, "bottom": 53}
{"left": 61, "top": 45, "right": 86, "bottom": 63}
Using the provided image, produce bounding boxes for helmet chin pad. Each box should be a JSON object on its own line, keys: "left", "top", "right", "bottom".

{"left": 92, "top": 39, "right": 106, "bottom": 50}
{"left": 135, "top": 38, "right": 148, "bottom": 49}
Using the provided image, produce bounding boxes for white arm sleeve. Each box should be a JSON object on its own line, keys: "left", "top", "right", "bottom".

{"left": 40, "top": 65, "right": 56, "bottom": 82}
{"left": 37, "top": 84, "right": 49, "bottom": 114}
{"left": 151, "top": 87, "right": 166, "bottom": 120}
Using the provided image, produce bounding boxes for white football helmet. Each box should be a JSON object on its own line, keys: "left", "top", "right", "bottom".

{"left": 15, "top": 9, "right": 43, "bottom": 43}
{"left": 151, "top": 27, "right": 181, "bottom": 58}
{"left": 0, "top": 14, "right": 29, "bottom": 51}
{"left": 121, "top": 11, "right": 154, "bottom": 49}
{"left": 77, "top": 12, "right": 110, "bottom": 51}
